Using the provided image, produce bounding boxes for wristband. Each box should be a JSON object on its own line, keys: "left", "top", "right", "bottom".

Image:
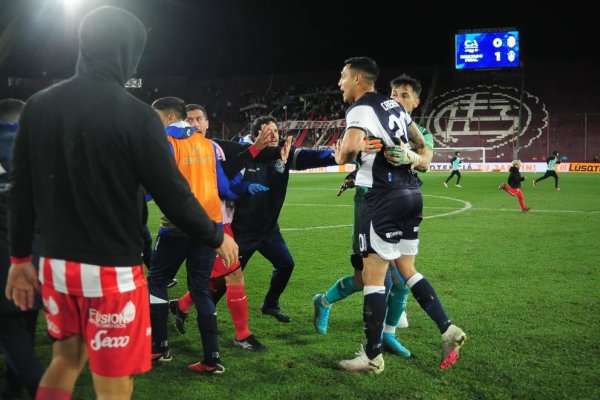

{"left": 10, "top": 255, "right": 32, "bottom": 264}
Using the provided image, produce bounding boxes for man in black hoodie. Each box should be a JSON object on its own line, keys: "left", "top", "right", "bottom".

{"left": 5, "top": 6, "right": 237, "bottom": 400}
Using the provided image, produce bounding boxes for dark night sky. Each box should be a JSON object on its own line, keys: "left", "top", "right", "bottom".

{"left": 0, "top": 0, "right": 597, "bottom": 80}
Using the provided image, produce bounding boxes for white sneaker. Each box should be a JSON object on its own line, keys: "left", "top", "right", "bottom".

{"left": 340, "top": 345, "right": 384, "bottom": 374}
{"left": 443, "top": 182, "right": 448, "bottom": 188}
{"left": 455, "top": 184, "right": 462, "bottom": 188}
{"left": 398, "top": 311, "right": 409, "bottom": 329}
{"left": 440, "top": 324, "right": 466, "bottom": 369}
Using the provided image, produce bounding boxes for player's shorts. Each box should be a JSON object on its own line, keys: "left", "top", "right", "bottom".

{"left": 39, "top": 258, "right": 151, "bottom": 377}
{"left": 210, "top": 224, "right": 241, "bottom": 278}
{"left": 359, "top": 188, "right": 423, "bottom": 261}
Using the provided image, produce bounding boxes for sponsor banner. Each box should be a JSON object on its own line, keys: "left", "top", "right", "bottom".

{"left": 429, "top": 162, "right": 568, "bottom": 172}
{"left": 279, "top": 119, "right": 345, "bottom": 130}
{"left": 568, "top": 163, "right": 600, "bottom": 173}
{"left": 289, "top": 162, "right": 596, "bottom": 174}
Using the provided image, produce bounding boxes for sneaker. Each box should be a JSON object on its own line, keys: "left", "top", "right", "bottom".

{"left": 166, "top": 278, "right": 178, "bottom": 289}
{"left": 440, "top": 324, "right": 466, "bottom": 369}
{"left": 151, "top": 347, "right": 172, "bottom": 362}
{"left": 498, "top": 183, "right": 504, "bottom": 190}
{"left": 532, "top": 180, "right": 536, "bottom": 186}
{"left": 188, "top": 361, "right": 225, "bottom": 374}
{"left": 382, "top": 332, "right": 411, "bottom": 358}
{"left": 339, "top": 345, "right": 384, "bottom": 374}
{"left": 522, "top": 207, "right": 531, "bottom": 213}
{"left": 443, "top": 182, "right": 448, "bottom": 188}
{"left": 313, "top": 294, "right": 331, "bottom": 335}
{"left": 398, "top": 311, "right": 409, "bottom": 329}
{"left": 555, "top": 187, "right": 560, "bottom": 191}
{"left": 261, "top": 305, "right": 291, "bottom": 323}
{"left": 168, "top": 300, "right": 188, "bottom": 334}
{"left": 455, "top": 184, "right": 462, "bottom": 188}
{"left": 234, "top": 334, "right": 268, "bottom": 352}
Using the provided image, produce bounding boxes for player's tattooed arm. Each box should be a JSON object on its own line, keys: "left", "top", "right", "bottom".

{"left": 407, "top": 123, "right": 425, "bottom": 151}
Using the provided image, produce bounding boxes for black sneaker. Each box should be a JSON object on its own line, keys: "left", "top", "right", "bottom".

{"left": 151, "top": 347, "right": 172, "bottom": 362}
{"left": 168, "top": 300, "right": 188, "bottom": 334}
{"left": 234, "top": 334, "right": 268, "bottom": 352}
{"left": 261, "top": 305, "right": 291, "bottom": 323}
{"left": 166, "top": 278, "right": 178, "bottom": 289}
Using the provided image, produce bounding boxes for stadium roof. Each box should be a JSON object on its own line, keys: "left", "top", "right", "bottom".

{"left": 0, "top": 0, "right": 597, "bottom": 80}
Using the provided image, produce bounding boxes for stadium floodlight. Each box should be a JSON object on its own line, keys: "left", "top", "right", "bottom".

{"left": 125, "top": 78, "right": 142, "bottom": 89}
{"left": 62, "top": 0, "right": 81, "bottom": 14}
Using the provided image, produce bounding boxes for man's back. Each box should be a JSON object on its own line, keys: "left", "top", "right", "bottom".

{"left": 12, "top": 73, "right": 165, "bottom": 265}
{"left": 10, "top": 6, "right": 223, "bottom": 266}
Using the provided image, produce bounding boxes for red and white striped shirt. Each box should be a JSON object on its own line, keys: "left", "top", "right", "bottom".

{"left": 39, "top": 257, "right": 146, "bottom": 298}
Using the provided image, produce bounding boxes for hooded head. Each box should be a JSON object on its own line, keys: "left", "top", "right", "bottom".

{"left": 76, "top": 6, "right": 147, "bottom": 85}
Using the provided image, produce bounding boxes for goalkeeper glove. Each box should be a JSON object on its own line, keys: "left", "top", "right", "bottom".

{"left": 363, "top": 137, "right": 383, "bottom": 154}
{"left": 383, "top": 145, "right": 422, "bottom": 167}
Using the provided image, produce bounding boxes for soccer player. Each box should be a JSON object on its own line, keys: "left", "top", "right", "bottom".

{"left": 333, "top": 57, "right": 465, "bottom": 373}
{"left": 214, "top": 116, "right": 338, "bottom": 323}
{"left": 499, "top": 160, "right": 531, "bottom": 212}
{"left": 148, "top": 97, "right": 239, "bottom": 373}
{"left": 313, "top": 74, "right": 434, "bottom": 357}
{"left": 533, "top": 150, "right": 561, "bottom": 190}
{"left": 6, "top": 7, "right": 236, "bottom": 400}
{"left": 0, "top": 98, "right": 44, "bottom": 399}
{"left": 444, "top": 152, "right": 462, "bottom": 187}
{"left": 168, "top": 104, "right": 272, "bottom": 352}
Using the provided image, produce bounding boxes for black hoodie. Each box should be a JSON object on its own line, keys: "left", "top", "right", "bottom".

{"left": 9, "top": 6, "right": 223, "bottom": 265}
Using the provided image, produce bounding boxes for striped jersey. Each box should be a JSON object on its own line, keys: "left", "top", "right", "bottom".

{"left": 346, "top": 92, "right": 420, "bottom": 189}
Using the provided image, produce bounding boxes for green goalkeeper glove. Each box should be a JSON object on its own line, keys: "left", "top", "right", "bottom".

{"left": 384, "top": 145, "right": 422, "bottom": 167}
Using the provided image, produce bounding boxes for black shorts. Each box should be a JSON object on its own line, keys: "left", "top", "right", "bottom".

{"left": 359, "top": 188, "right": 423, "bottom": 260}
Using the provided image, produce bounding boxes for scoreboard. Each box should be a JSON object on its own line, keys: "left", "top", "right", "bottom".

{"left": 455, "top": 30, "right": 520, "bottom": 70}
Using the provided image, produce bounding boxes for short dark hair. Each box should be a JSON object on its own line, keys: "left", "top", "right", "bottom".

{"left": 455, "top": 151, "right": 461, "bottom": 156}
{"left": 552, "top": 150, "right": 559, "bottom": 156}
{"left": 0, "top": 98, "right": 25, "bottom": 122}
{"left": 152, "top": 97, "right": 186, "bottom": 120}
{"left": 185, "top": 103, "right": 207, "bottom": 118}
{"left": 390, "top": 74, "right": 422, "bottom": 97}
{"left": 250, "top": 115, "right": 277, "bottom": 137}
{"left": 344, "top": 57, "right": 379, "bottom": 85}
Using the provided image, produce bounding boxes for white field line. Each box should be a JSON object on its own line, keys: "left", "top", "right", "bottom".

{"left": 281, "top": 194, "right": 600, "bottom": 231}
{"left": 151, "top": 193, "right": 599, "bottom": 235}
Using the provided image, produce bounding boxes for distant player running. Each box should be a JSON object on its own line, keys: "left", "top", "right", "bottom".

{"left": 533, "top": 150, "right": 561, "bottom": 190}
{"left": 443, "top": 152, "right": 462, "bottom": 188}
{"left": 498, "top": 160, "right": 530, "bottom": 213}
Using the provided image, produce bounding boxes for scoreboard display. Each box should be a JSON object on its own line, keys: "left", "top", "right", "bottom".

{"left": 455, "top": 30, "right": 520, "bottom": 70}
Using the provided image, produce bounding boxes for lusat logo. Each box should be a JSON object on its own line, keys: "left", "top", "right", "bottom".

{"left": 568, "top": 163, "right": 600, "bottom": 173}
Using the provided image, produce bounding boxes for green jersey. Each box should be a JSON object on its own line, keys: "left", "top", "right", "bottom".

{"left": 416, "top": 123, "right": 434, "bottom": 150}
{"left": 547, "top": 155, "right": 559, "bottom": 170}
{"left": 451, "top": 156, "right": 461, "bottom": 170}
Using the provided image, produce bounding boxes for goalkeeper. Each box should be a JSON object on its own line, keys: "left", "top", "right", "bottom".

{"left": 315, "top": 74, "right": 434, "bottom": 358}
